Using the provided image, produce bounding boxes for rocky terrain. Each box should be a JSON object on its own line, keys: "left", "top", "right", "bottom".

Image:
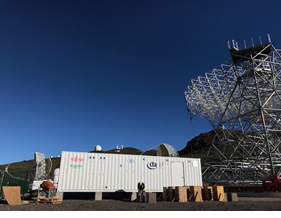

{"left": 0, "top": 197, "right": 281, "bottom": 211}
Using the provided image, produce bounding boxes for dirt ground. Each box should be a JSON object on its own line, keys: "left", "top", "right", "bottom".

{"left": 0, "top": 197, "right": 281, "bottom": 211}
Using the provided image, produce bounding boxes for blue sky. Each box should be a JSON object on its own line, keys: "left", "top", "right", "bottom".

{"left": 1, "top": 0, "right": 281, "bottom": 164}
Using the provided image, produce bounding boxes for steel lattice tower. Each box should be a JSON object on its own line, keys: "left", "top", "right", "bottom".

{"left": 184, "top": 35, "right": 281, "bottom": 184}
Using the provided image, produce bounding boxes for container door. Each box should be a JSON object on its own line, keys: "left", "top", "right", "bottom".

{"left": 171, "top": 162, "right": 185, "bottom": 186}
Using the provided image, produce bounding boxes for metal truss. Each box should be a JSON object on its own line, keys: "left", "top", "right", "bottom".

{"left": 184, "top": 35, "right": 281, "bottom": 184}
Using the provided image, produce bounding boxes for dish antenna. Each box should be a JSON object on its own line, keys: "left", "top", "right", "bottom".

{"left": 30, "top": 152, "right": 52, "bottom": 180}
{"left": 141, "top": 143, "right": 179, "bottom": 157}
{"left": 185, "top": 34, "right": 281, "bottom": 184}
{"left": 5, "top": 152, "right": 52, "bottom": 181}
{"left": 156, "top": 143, "right": 179, "bottom": 157}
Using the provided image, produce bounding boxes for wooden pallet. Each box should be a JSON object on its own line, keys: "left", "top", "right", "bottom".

{"left": 35, "top": 197, "right": 62, "bottom": 205}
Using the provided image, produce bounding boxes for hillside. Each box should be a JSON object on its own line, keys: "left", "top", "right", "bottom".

{"left": 0, "top": 132, "right": 215, "bottom": 181}
{"left": 0, "top": 157, "right": 61, "bottom": 181}
{"left": 0, "top": 147, "right": 160, "bottom": 181}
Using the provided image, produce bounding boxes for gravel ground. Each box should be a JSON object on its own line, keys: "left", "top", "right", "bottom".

{"left": 0, "top": 197, "right": 281, "bottom": 211}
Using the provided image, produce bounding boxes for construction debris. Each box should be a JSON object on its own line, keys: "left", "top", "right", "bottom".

{"left": 35, "top": 197, "right": 61, "bottom": 204}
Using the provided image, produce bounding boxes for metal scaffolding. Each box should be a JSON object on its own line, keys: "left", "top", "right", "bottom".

{"left": 184, "top": 35, "right": 281, "bottom": 184}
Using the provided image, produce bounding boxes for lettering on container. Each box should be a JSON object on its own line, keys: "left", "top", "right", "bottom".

{"left": 70, "top": 164, "right": 83, "bottom": 169}
{"left": 70, "top": 156, "right": 84, "bottom": 162}
{"left": 70, "top": 156, "right": 84, "bottom": 169}
{"left": 147, "top": 162, "right": 157, "bottom": 170}
{"left": 159, "top": 162, "right": 165, "bottom": 168}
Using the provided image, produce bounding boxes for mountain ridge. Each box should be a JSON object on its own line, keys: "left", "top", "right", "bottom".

{"left": 0, "top": 131, "right": 215, "bottom": 180}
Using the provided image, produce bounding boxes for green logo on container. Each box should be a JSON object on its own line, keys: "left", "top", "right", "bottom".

{"left": 70, "top": 156, "right": 84, "bottom": 169}
{"left": 70, "top": 164, "right": 83, "bottom": 169}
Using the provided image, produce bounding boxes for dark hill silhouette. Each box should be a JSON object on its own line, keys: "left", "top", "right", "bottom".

{"left": 0, "top": 133, "right": 215, "bottom": 180}
{"left": 0, "top": 147, "right": 159, "bottom": 180}
{"left": 89, "top": 147, "right": 157, "bottom": 156}
{"left": 179, "top": 130, "right": 215, "bottom": 156}
{"left": 89, "top": 147, "right": 142, "bottom": 155}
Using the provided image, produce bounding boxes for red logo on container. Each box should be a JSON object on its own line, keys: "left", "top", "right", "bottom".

{"left": 70, "top": 156, "right": 84, "bottom": 162}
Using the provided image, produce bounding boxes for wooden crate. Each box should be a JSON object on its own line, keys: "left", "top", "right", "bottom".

{"left": 213, "top": 186, "right": 226, "bottom": 202}
{"left": 163, "top": 187, "right": 168, "bottom": 200}
{"left": 202, "top": 186, "right": 213, "bottom": 201}
{"left": 188, "top": 186, "right": 203, "bottom": 202}
{"left": 175, "top": 186, "right": 188, "bottom": 203}
{"left": 35, "top": 197, "right": 62, "bottom": 205}
{"left": 167, "top": 186, "right": 176, "bottom": 201}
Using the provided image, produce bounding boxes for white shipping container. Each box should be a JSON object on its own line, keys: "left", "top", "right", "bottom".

{"left": 57, "top": 151, "right": 203, "bottom": 193}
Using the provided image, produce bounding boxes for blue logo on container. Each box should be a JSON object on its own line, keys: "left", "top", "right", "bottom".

{"left": 147, "top": 162, "right": 157, "bottom": 169}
